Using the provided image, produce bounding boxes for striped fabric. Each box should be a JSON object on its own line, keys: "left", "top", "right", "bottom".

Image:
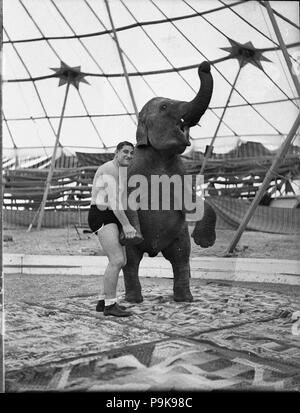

{"left": 76, "top": 152, "right": 114, "bottom": 167}
{"left": 3, "top": 198, "right": 300, "bottom": 234}
{"left": 207, "top": 197, "right": 300, "bottom": 234}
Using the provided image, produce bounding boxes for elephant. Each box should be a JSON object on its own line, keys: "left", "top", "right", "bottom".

{"left": 122, "top": 61, "right": 216, "bottom": 303}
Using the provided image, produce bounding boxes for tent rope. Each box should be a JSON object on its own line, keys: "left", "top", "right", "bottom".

{"left": 120, "top": 0, "right": 201, "bottom": 134}
{"left": 19, "top": 0, "right": 60, "bottom": 60}
{"left": 3, "top": 0, "right": 298, "bottom": 153}
{"left": 49, "top": 0, "right": 137, "bottom": 127}
{"left": 3, "top": 53, "right": 51, "bottom": 158}
{"left": 187, "top": 0, "right": 299, "bottom": 68}
{"left": 5, "top": 97, "right": 299, "bottom": 122}
{"left": 261, "top": 68, "right": 300, "bottom": 109}
{"left": 84, "top": 0, "right": 158, "bottom": 97}
{"left": 3, "top": 59, "right": 231, "bottom": 83}
{"left": 219, "top": 0, "right": 296, "bottom": 62}
{"left": 144, "top": 0, "right": 239, "bottom": 135}
{"left": 77, "top": 90, "right": 107, "bottom": 148}
{"left": 259, "top": 3, "right": 300, "bottom": 107}
{"left": 4, "top": 41, "right": 299, "bottom": 83}
{"left": 200, "top": 64, "right": 243, "bottom": 174}
{"left": 182, "top": 0, "right": 236, "bottom": 40}
{"left": 118, "top": 0, "right": 238, "bottom": 137}
{"left": 104, "top": 0, "right": 139, "bottom": 119}
{"left": 3, "top": 28, "right": 62, "bottom": 152}
{"left": 34, "top": 1, "right": 107, "bottom": 148}
{"left": 21, "top": 0, "right": 136, "bottom": 147}
{"left": 258, "top": 0, "right": 300, "bottom": 30}
{"left": 2, "top": 0, "right": 245, "bottom": 45}
{"left": 149, "top": 0, "right": 283, "bottom": 135}
{"left": 2, "top": 112, "right": 18, "bottom": 150}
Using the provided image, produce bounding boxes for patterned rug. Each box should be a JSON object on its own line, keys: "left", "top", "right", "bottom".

{"left": 6, "top": 338, "right": 300, "bottom": 392}
{"left": 5, "top": 281, "right": 300, "bottom": 391}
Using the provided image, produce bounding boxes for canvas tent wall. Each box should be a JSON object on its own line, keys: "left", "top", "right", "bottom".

{"left": 2, "top": 0, "right": 300, "bottom": 235}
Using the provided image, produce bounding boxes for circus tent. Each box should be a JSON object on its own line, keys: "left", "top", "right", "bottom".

{"left": 2, "top": 0, "right": 300, "bottom": 236}
{"left": 3, "top": 0, "right": 300, "bottom": 154}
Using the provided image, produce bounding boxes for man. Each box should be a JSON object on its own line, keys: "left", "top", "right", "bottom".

{"left": 88, "top": 141, "right": 136, "bottom": 317}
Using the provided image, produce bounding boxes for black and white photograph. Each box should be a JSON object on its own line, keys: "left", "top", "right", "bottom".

{"left": 1, "top": 0, "right": 300, "bottom": 395}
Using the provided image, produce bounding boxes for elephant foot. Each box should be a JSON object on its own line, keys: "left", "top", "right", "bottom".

{"left": 174, "top": 291, "right": 193, "bottom": 302}
{"left": 191, "top": 202, "right": 216, "bottom": 248}
{"left": 192, "top": 226, "right": 216, "bottom": 248}
{"left": 125, "top": 294, "right": 144, "bottom": 304}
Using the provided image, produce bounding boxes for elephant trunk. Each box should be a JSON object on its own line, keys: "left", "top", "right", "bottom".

{"left": 181, "top": 61, "right": 213, "bottom": 127}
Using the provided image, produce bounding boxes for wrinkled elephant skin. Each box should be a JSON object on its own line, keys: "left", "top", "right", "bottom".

{"left": 123, "top": 62, "right": 216, "bottom": 303}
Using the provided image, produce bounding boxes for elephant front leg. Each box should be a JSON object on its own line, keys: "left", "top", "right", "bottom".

{"left": 191, "top": 200, "right": 216, "bottom": 248}
{"left": 162, "top": 225, "right": 193, "bottom": 302}
{"left": 123, "top": 246, "right": 144, "bottom": 303}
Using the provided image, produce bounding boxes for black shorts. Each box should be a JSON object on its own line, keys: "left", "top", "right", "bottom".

{"left": 88, "top": 205, "right": 122, "bottom": 234}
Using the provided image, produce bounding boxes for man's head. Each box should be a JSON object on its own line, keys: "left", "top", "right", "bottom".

{"left": 115, "top": 141, "right": 134, "bottom": 166}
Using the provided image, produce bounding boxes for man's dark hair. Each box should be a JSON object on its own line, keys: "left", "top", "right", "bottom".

{"left": 116, "top": 141, "right": 134, "bottom": 152}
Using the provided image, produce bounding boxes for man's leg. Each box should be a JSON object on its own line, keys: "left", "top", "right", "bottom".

{"left": 96, "top": 233, "right": 126, "bottom": 296}
{"left": 98, "top": 223, "right": 125, "bottom": 300}
{"left": 98, "top": 223, "right": 131, "bottom": 316}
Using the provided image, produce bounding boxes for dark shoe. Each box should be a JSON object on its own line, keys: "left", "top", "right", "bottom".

{"left": 104, "top": 302, "right": 133, "bottom": 317}
{"left": 96, "top": 300, "right": 127, "bottom": 312}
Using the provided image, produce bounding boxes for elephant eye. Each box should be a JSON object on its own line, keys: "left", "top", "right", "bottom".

{"left": 160, "top": 104, "right": 167, "bottom": 111}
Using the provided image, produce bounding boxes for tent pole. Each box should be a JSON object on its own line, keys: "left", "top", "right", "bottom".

{"left": 15, "top": 148, "right": 19, "bottom": 169}
{"left": 224, "top": 111, "right": 300, "bottom": 255}
{"left": 2, "top": 113, "right": 19, "bottom": 167}
{"left": 200, "top": 65, "right": 242, "bottom": 175}
{"left": 265, "top": 1, "right": 300, "bottom": 97}
{"left": 36, "top": 80, "right": 71, "bottom": 231}
{"left": 0, "top": 0, "right": 3, "bottom": 393}
{"left": 104, "top": 0, "right": 139, "bottom": 120}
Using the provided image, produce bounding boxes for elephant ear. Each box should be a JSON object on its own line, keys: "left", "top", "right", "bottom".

{"left": 136, "top": 104, "right": 149, "bottom": 147}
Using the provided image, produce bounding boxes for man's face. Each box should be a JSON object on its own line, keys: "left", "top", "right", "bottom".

{"left": 116, "top": 145, "right": 134, "bottom": 166}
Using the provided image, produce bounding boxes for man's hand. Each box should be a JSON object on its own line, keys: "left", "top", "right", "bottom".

{"left": 122, "top": 224, "right": 137, "bottom": 239}
{"left": 119, "top": 223, "right": 144, "bottom": 246}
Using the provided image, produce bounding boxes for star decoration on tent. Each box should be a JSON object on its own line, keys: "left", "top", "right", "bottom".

{"left": 50, "top": 61, "right": 90, "bottom": 89}
{"left": 221, "top": 38, "right": 272, "bottom": 70}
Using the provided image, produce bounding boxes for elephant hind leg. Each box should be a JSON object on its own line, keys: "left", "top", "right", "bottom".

{"left": 162, "top": 225, "right": 193, "bottom": 302}
{"left": 123, "top": 246, "right": 144, "bottom": 303}
{"left": 191, "top": 201, "right": 216, "bottom": 248}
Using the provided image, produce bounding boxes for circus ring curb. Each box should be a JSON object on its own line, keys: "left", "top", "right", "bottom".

{"left": 4, "top": 254, "right": 300, "bottom": 285}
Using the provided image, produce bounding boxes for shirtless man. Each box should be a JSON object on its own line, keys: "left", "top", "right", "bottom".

{"left": 88, "top": 141, "right": 136, "bottom": 317}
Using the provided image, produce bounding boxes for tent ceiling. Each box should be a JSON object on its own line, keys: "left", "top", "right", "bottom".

{"left": 3, "top": 0, "right": 300, "bottom": 155}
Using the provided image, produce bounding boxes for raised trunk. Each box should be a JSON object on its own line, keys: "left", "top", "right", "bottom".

{"left": 181, "top": 61, "right": 213, "bottom": 127}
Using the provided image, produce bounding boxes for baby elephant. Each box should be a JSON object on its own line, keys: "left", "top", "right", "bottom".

{"left": 122, "top": 62, "right": 216, "bottom": 303}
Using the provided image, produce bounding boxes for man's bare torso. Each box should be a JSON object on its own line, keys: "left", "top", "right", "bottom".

{"left": 91, "top": 160, "right": 126, "bottom": 209}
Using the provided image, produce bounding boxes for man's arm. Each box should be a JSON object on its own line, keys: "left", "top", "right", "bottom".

{"left": 103, "top": 163, "right": 136, "bottom": 238}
